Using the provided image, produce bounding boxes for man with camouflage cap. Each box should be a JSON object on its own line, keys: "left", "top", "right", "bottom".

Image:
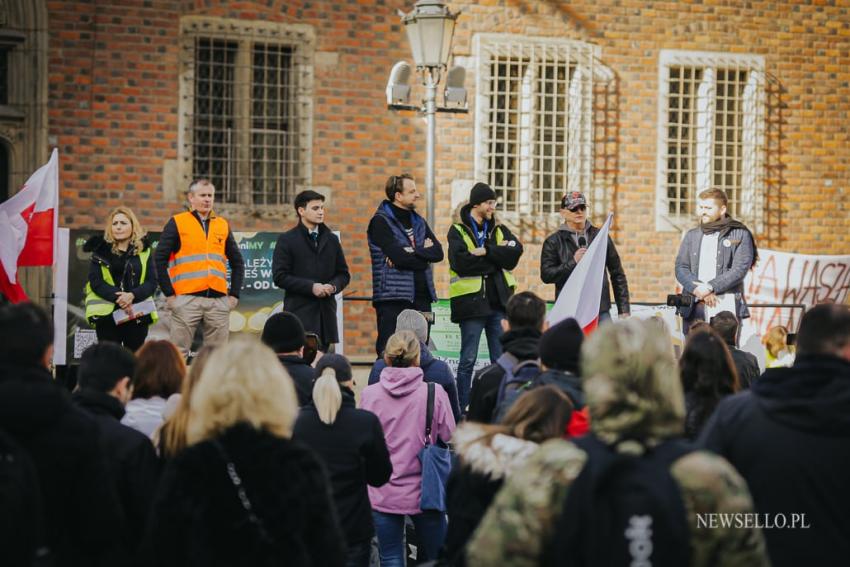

{"left": 466, "top": 318, "right": 768, "bottom": 567}
{"left": 540, "top": 191, "right": 630, "bottom": 322}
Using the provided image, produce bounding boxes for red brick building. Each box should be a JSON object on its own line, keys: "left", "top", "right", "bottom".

{"left": 3, "top": 0, "right": 849, "bottom": 356}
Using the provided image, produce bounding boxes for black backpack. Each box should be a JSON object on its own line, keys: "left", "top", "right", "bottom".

{"left": 491, "top": 354, "right": 542, "bottom": 423}
{"left": 544, "top": 434, "right": 693, "bottom": 567}
{"left": 0, "top": 429, "right": 52, "bottom": 567}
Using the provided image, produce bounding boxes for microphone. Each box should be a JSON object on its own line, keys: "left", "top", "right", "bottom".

{"left": 578, "top": 236, "right": 587, "bottom": 248}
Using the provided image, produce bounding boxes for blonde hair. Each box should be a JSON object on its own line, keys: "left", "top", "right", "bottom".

{"left": 581, "top": 318, "right": 685, "bottom": 446}
{"left": 762, "top": 325, "right": 788, "bottom": 358}
{"left": 104, "top": 206, "right": 145, "bottom": 255}
{"left": 158, "top": 345, "right": 215, "bottom": 458}
{"left": 383, "top": 330, "right": 420, "bottom": 368}
{"left": 186, "top": 336, "right": 298, "bottom": 444}
{"left": 312, "top": 368, "right": 343, "bottom": 425}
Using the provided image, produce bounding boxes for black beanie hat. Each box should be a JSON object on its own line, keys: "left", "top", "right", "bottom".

{"left": 314, "top": 353, "right": 353, "bottom": 383}
{"left": 539, "top": 318, "right": 584, "bottom": 374}
{"left": 469, "top": 182, "right": 497, "bottom": 207}
{"left": 261, "top": 311, "right": 306, "bottom": 353}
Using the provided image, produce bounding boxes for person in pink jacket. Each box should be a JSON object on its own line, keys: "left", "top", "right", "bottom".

{"left": 360, "top": 329, "right": 456, "bottom": 566}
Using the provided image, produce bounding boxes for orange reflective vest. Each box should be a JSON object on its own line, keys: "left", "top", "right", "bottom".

{"left": 167, "top": 211, "right": 229, "bottom": 295}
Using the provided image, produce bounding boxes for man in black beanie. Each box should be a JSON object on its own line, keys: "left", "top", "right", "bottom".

{"left": 261, "top": 311, "right": 314, "bottom": 406}
{"left": 448, "top": 182, "right": 523, "bottom": 413}
{"left": 537, "top": 317, "right": 590, "bottom": 435}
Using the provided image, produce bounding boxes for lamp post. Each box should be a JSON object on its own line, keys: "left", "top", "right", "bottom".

{"left": 399, "top": 0, "right": 459, "bottom": 228}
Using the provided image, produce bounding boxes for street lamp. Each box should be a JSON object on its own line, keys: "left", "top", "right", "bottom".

{"left": 386, "top": 0, "right": 466, "bottom": 228}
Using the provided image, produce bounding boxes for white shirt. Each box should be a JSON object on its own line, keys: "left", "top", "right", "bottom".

{"left": 698, "top": 232, "right": 720, "bottom": 284}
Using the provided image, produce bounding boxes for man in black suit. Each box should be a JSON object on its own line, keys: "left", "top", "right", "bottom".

{"left": 272, "top": 190, "right": 351, "bottom": 352}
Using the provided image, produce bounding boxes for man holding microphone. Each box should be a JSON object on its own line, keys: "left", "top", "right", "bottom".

{"left": 540, "top": 191, "right": 630, "bottom": 323}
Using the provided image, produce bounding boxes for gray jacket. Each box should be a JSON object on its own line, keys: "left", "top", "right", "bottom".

{"left": 675, "top": 226, "right": 754, "bottom": 319}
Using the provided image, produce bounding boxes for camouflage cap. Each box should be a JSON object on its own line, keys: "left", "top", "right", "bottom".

{"left": 561, "top": 191, "right": 587, "bottom": 210}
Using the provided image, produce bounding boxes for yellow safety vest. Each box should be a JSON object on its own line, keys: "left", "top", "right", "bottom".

{"left": 449, "top": 223, "right": 517, "bottom": 298}
{"left": 84, "top": 248, "right": 159, "bottom": 325}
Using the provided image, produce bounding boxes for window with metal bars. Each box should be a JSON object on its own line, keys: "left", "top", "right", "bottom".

{"left": 475, "top": 36, "right": 595, "bottom": 215}
{"left": 180, "top": 18, "right": 313, "bottom": 207}
{"left": 658, "top": 51, "right": 765, "bottom": 230}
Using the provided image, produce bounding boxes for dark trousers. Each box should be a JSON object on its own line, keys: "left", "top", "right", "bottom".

{"left": 95, "top": 314, "right": 148, "bottom": 352}
{"left": 374, "top": 298, "right": 433, "bottom": 357}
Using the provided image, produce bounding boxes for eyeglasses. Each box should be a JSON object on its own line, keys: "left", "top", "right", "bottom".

{"left": 565, "top": 205, "right": 587, "bottom": 212}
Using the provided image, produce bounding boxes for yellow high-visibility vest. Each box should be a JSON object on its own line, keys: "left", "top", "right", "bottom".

{"left": 448, "top": 223, "right": 517, "bottom": 298}
{"left": 84, "top": 248, "right": 158, "bottom": 325}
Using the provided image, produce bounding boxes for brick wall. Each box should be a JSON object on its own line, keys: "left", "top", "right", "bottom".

{"left": 46, "top": 0, "right": 850, "bottom": 356}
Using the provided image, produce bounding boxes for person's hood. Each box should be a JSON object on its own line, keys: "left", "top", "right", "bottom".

{"left": 753, "top": 354, "right": 850, "bottom": 434}
{"left": 537, "top": 368, "right": 585, "bottom": 409}
{"left": 500, "top": 327, "right": 541, "bottom": 360}
{"left": 72, "top": 388, "right": 125, "bottom": 421}
{"left": 378, "top": 366, "right": 424, "bottom": 397}
{"left": 0, "top": 364, "right": 71, "bottom": 436}
{"left": 558, "top": 220, "right": 592, "bottom": 234}
{"left": 452, "top": 422, "right": 539, "bottom": 480}
{"left": 419, "top": 342, "right": 437, "bottom": 369}
{"left": 452, "top": 201, "right": 500, "bottom": 229}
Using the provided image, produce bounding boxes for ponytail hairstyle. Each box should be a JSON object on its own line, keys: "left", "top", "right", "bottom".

{"left": 383, "top": 330, "right": 421, "bottom": 368}
{"left": 312, "top": 367, "right": 343, "bottom": 425}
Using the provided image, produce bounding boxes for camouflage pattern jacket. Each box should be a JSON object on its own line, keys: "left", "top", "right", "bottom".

{"left": 466, "top": 437, "right": 770, "bottom": 567}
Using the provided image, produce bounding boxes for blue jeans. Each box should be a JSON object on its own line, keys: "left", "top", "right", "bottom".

{"left": 372, "top": 511, "right": 447, "bottom": 567}
{"left": 457, "top": 311, "right": 505, "bottom": 412}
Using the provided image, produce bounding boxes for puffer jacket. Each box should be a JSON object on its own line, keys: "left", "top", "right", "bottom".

{"left": 540, "top": 222, "right": 630, "bottom": 315}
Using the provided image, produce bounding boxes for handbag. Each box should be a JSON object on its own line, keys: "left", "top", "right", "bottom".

{"left": 418, "top": 382, "right": 452, "bottom": 512}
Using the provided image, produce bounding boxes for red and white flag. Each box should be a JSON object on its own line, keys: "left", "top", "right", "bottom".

{"left": 547, "top": 212, "right": 613, "bottom": 334}
{"left": 0, "top": 149, "right": 59, "bottom": 303}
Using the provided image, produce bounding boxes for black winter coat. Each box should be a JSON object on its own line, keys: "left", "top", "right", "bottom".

{"left": 73, "top": 388, "right": 160, "bottom": 553}
{"left": 143, "top": 422, "right": 346, "bottom": 567}
{"left": 466, "top": 328, "right": 541, "bottom": 424}
{"left": 447, "top": 204, "right": 523, "bottom": 322}
{"left": 0, "top": 364, "right": 127, "bottom": 567}
{"left": 540, "top": 223, "right": 630, "bottom": 315}
{"left": 272, "top": 223, "right": 350, "bottom": 345}
{"left": 699, "top": 355, "right": 850, "bottom": 567}
{"left": 729, "top": 347, "right": 760, "bottom": 389}
{"left": 278, "top": 354, "right": 315, "bottom": 407}
{"left": 292, "top": 388, "right": 392, "bottom": 544}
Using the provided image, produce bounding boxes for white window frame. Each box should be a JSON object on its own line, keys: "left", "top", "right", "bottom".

{"left": 473, "top": 34, "right": 600, "bottom": 217}
{"left": 178, "top": 16, "right": 314, "bottom": 209}
{"left": 655, "top": 50, "right": 766, "bottom": 232}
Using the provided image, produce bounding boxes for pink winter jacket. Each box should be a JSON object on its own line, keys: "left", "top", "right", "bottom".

{"left": 360, "top": 365, "right": 456, "bottom": 515}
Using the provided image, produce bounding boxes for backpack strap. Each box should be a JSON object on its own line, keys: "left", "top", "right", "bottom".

{"left": 424, "top": 382, "right": 435, "bottom": 446}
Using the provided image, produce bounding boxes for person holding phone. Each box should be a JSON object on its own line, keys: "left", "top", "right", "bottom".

{"left": 84, "top": 206, "right": 158, "bottom": 351}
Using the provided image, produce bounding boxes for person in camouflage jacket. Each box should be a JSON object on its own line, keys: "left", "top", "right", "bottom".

{"left": 466, "top": 318, "right": 769, "bottom": 567}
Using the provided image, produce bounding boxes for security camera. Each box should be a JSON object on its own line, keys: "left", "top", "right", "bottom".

{"left": 386, "top": 61, "right": 412, "bottom": 105}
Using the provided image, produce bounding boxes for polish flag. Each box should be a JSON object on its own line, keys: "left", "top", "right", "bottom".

{"left": 0, "top": 149, "right": 59, "bottom": 303}
{"left": 547, "top": 212, "right": 613, "bottom": 334}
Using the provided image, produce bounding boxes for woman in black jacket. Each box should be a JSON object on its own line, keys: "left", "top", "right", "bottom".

{"left": 143, "top": 337, "right": 347, "bottom": 567}
{"left": 680, "top": 327, "right": 740, "bottom": 440}
{"left": 293, "top": 354, "right": 392, "bottom": 567}
{"left": 84, "top": 207, "right": 157, "bottom": 351}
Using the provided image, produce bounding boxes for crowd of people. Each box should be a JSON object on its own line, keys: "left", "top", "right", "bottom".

{"left": 1, "top": 178, "right": 848, "bottom": 567}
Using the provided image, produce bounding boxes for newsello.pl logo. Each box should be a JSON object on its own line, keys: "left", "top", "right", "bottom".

{"left": 696, "top": 513, "right": 811, "bottom": 529}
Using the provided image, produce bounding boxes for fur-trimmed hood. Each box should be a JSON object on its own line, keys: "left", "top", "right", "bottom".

{"left": 453, "top": 421, "right": 539, "bottom": 480}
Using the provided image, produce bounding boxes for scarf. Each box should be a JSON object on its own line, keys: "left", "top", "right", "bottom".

{"left": 699, "top": 215, "right": 759, "bottom": 267}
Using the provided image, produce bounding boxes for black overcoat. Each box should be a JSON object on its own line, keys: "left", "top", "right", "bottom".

{"left": 272, "top": 223, "right": 351, "bottom": 345}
